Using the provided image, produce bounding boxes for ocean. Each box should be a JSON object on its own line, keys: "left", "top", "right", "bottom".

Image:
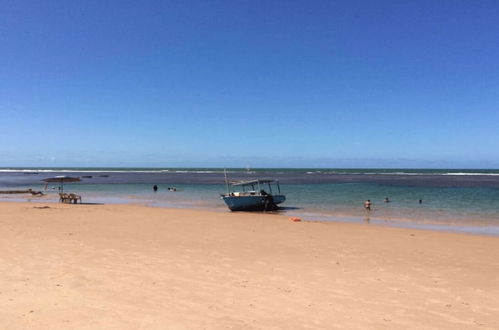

{"left": 1, "top": 167, "right": 499, "bottom": 235}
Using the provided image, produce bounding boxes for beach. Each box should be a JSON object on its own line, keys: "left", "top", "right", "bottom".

{"left": 1, "top": 202, "right": 498, "bottom": 329}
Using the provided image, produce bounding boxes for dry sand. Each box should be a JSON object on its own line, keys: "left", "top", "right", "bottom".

{"left": 0, "top": 201, "right": 498, "bottom": 329}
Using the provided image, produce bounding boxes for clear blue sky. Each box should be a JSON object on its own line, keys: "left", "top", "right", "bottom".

{"left": 1, "top": 0, "right": 498, "bottom": 168}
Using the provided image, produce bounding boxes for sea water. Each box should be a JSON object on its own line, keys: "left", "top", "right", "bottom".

{"left": 1, "top": 168, "right": 499, "bottom": 235}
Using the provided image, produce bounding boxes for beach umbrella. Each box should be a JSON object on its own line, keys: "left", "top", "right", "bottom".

{"left": 41, "top": 176, "right": 81, "bottom": 193}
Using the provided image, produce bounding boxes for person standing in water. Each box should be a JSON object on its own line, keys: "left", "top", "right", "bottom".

{"left": 364, "top": 200, "right": 372, "bottom": 211}
{"left": 153, "top": 185, "right": 158, "bottom": 192}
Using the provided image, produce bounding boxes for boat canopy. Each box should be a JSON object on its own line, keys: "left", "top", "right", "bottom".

{"left": 230, "top": 179, "right": 279, "bottom": 187}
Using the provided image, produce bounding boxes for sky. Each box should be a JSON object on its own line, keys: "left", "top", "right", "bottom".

{"left": 1, "top": 0, "right": 498, "bottom": 168}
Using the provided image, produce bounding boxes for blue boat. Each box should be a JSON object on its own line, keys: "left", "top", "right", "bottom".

{"left": 221, "top": 179, "right": 286, "bottom": 211}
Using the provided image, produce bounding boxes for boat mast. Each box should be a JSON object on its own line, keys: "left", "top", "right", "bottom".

{"left": 224, "top": 168, "right": 230, "bottom": 194}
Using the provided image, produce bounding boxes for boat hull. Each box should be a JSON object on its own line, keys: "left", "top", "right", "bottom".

{"left": 222, "top": 195, "right": 286, "bottom": 211}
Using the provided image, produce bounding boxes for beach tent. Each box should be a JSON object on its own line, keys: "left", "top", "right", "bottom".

{"left": 41, "top": 176, "right": 81, "bottom": 193}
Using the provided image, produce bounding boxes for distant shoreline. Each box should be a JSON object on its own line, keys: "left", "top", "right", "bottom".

{"left": 1, "top": 167, "right": 499, "bottom": 175}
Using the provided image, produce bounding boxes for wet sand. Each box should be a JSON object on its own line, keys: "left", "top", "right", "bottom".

{"left": 1, "top": 201, "right": 498, "bottom": 329}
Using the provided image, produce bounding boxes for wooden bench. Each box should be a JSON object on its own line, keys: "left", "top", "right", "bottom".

{"left": 59, "top": 193, "right": 82, "bottom": 204}
{"left": 68, "top": 193, "right": 82, "bottom": 204}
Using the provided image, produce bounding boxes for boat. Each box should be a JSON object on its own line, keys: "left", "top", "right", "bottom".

{"left": 221, "top": 179, "right": 286, "bottom": 211}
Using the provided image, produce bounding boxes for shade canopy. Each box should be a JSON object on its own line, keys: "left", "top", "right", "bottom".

{"left": 42, "top": 176, "right": 81, "bottom": 183}
{"left": 41, "top": 176, "right": 81, "bottom": 192}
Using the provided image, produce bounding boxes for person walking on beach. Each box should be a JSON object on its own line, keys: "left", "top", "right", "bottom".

{"left": 364, "top": 199, "right": 372, "bottom": 211}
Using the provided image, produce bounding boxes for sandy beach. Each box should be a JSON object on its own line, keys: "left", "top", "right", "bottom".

{"left": 0, "top": 201, "right": 498, "bottom": 329}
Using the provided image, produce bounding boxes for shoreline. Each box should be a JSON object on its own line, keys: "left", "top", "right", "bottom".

{"left": 1, "top": 201, "right": 498, "bottom": 329}
{"left": 2, "top": 196, "right": 499, "bottom": 237}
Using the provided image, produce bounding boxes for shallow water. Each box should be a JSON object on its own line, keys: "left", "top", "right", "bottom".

{"left": 1, "top": 168, "right": 499, "bottom": 235}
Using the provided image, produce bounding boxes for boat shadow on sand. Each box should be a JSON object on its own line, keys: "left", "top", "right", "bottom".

{"left": 233, "top": 206, "right": 302, "bottom": 213}
{"left": 276, "top": 206, "right": 301, "bottom": 211}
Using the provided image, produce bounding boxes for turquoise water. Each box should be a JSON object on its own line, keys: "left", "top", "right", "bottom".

{"left": 10, "top": 182, "right": 499, "bottom": 224}
{"left": 286, "top": 183, "right": 499, "bottom": 223}
{"left": 1, "top": 168, "right": 499, "bottom": 234}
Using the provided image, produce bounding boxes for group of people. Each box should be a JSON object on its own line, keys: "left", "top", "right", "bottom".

{"left": 364, "top": 198, "right": 423, "bottom": 211}
{"left": 152, "top": 185, "right": 176, "bottom": 192}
